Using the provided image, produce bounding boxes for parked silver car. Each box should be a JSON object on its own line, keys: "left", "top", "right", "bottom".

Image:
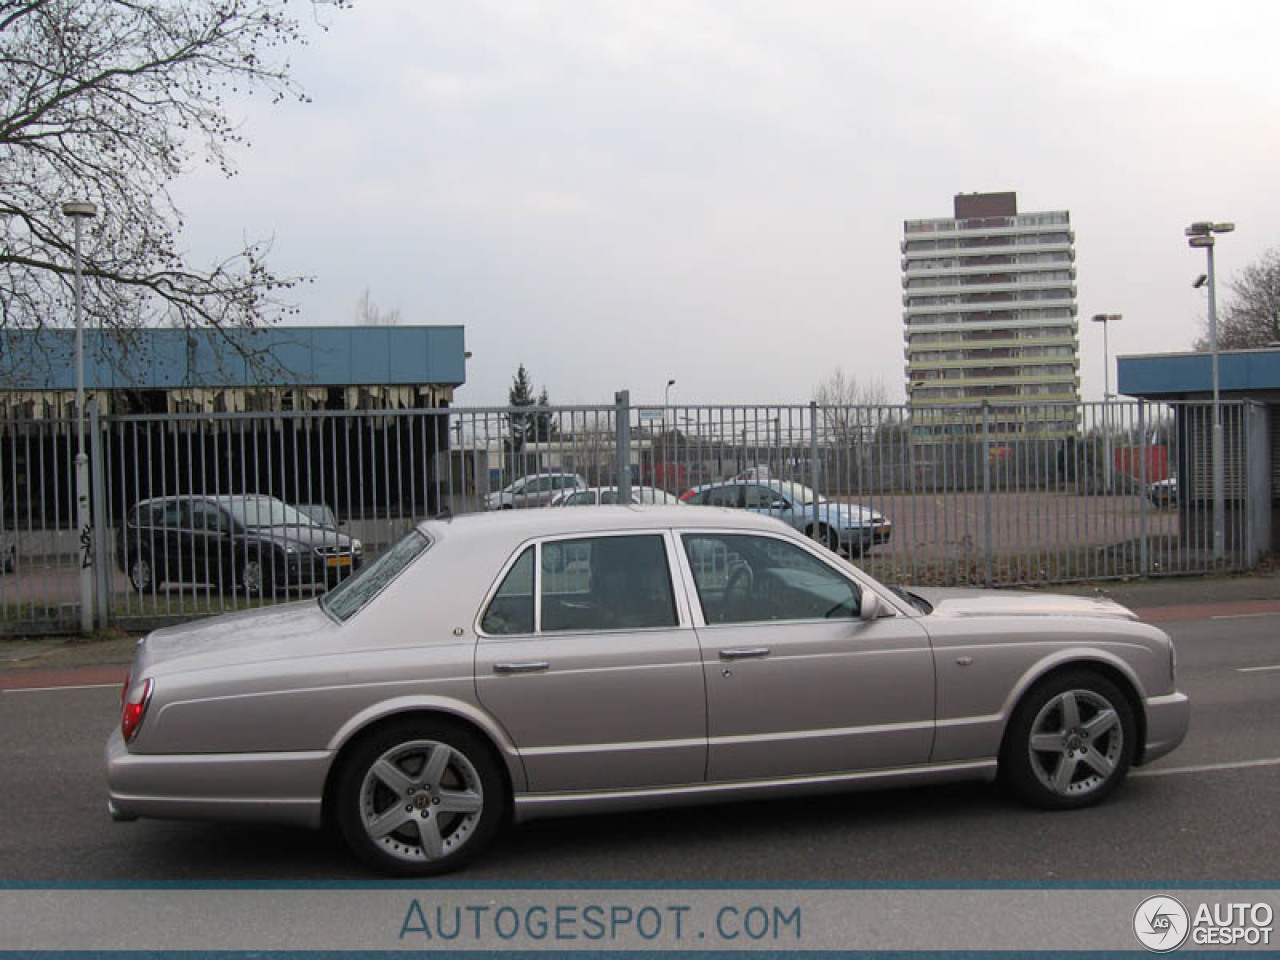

{"left": 483, "top": 472, "right": 586, "bottom": 510}
{"left": 549, "top": 485, "right": 683, "bottom": 507}
{"left": 681, "top": 479, "right": 890, "bottom": 554}
{"left": 106, "top": 506, "right": 1189, "bottom": 875}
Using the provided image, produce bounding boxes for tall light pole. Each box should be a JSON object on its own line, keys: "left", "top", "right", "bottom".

{"left": 62, "top": 200, "right": 97, "bottom": 633}
{"left": 663, "top": 378, "right": 675, "bottom": 431}
{"left": 1186, "top": 221, "right": 1233, "bottom": 562}
{"left": 1091, "top": 313, "right": 1121, "bottom": 493}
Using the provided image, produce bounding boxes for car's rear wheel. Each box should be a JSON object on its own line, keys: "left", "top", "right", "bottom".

{"left": 335, "top": 719, "right": 505, "bottom": 876}
{"left": 1002, "top": 670, "right": 1135, "bottom": 809}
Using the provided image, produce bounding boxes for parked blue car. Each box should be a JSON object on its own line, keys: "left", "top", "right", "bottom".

{"left": 680, "top": 480, "right": 891, "bottom": 556}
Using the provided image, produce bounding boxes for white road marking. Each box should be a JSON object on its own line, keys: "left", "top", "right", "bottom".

{"left": 1238, "top": 664, "right": 1280, "bottom": 673}
{"left": 1211, "top": 612, "right": 1280, "bottom": 620}
{"left": 1134, "top": 756, "right": 1280, "bottom": 778}
{"left": 1, "top": 682, "right": 120, "bottom": 694}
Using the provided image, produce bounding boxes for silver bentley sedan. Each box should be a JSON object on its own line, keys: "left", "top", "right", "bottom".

{"left": 106, "top": 506, "right": 1189, "bottom": 875}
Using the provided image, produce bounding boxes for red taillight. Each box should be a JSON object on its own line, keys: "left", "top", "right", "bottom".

{"left": 680, "top": 489, "right": 696, "bottom": 501}
{"left": 121, "top": 678, "right": 153, "bottom": 743}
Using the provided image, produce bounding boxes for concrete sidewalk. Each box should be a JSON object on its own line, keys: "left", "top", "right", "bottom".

{"left": 1049, "top": 571, "right": 1280, "bottom": 610}
{"left": 2, "top": 572, "right": 1278, "bottom": 674}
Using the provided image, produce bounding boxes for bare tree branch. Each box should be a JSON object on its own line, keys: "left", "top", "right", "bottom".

{"left": 1195, "top": 247, "right": 1280, "bottom": 351}
{"left": 0, "top": 0, "right": 347, "bottom": 355}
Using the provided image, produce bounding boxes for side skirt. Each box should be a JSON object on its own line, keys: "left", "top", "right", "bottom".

{"left": 512, "top": 759, "right": 997, "bottom": 823}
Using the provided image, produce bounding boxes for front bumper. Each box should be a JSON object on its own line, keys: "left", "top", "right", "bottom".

{"left": 104, "top": 726, "right": 330, "bottom": 828}
{"left": 836, "top": 522, "right": 892, "bottom": 553}
{"left": 1139, "top": 691, "right": 1191, "bottom": 766}
{"left": 278, "top": 550, "right": 362, "bottom": 587}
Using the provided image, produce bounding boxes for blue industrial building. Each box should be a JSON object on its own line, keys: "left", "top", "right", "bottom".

{"left": 0, "top": 325, "right": 467, "bottom": 415}
{"left": 1118, "top": 347, "right": 1278, "bottom": 554}
{"left": 0, "top": 325, "right": 469, "bottom": 524}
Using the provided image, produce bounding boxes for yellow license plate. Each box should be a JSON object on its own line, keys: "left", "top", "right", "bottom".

{"left": 326, "top": 555, "right": 352, "bottom": 568}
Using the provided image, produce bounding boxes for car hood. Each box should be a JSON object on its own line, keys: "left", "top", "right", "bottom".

{"left": 904, "top": 587, "right": 1138, "bottom": 620}
{"left": 131, "top": 600, "right": 341, "bottom": 679}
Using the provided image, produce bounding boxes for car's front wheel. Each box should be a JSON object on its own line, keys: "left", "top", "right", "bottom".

{"left": 128, "top": 553, "right": 155, "bottom": 592}
{"left": 238, "top": 555, "right": 274, "bottom": 597}
{"left": 1002, "top": 670, "right": 1136, "bottom": 809}
{"left": 807, "top": 524, "right": 845, "bottom": 555}
{"left": 335, "top": 719, "right": 505, "bottom": 876}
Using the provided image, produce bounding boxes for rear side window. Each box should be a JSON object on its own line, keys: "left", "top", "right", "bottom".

{"left": 481, "top": 547, "right": 535, "bottom": 635}
{"left": 541, "top": 535, "right": 676, "bottom": 633}
{"left": 481, "top": 535, "right": 677, "bottom": 635}
{"left": 703, "top": 486, "right": 742, "bottom": 508}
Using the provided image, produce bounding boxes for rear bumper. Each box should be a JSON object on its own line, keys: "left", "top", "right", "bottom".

{"left": 1139, "top": 691, "right": 1191, "bottom": 765}
{"left": 104, "top": 727, "right": 330, "bottom": 829}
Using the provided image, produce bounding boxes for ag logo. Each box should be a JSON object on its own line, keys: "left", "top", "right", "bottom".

{"left": 1134, "top": 895, "right": 1190, "bottom": 952}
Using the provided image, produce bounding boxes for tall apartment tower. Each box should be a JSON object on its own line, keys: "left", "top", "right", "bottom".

{"left": 901, "top": 192, "right": 1079, "bottom": 438}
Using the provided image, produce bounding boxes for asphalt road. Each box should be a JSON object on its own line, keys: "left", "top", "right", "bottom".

{"left": 2, "top": 609, "right": 1278, "bottom": 882}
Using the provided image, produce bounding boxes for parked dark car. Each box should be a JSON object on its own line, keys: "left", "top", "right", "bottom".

{"left": 1148, "top": 477, "right": 1178, "bottom": 509}
{"left": 117, "top": 494, "right": 363, "bottom": 595}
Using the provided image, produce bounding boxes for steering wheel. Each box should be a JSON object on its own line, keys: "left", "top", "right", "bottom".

{"left": 724, "top": 564, "right": 754, "bottom": 604}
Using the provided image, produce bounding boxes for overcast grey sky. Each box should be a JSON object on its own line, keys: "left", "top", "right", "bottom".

{"left": 173, "top": 0, "right": 1280, "bottom": 406}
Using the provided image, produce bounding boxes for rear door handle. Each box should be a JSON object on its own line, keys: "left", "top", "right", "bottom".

{"left": 719, "top": 647, "right": 771, "bottom": 661}
{"left": 492, "top": 661, "right": 550, "bottom": 674}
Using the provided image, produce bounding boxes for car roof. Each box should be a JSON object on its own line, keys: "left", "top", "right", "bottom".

{"left": 419, "top": 504, "right": 791, "bottom": 544}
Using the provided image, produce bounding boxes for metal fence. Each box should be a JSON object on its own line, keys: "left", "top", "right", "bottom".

{"left": 0, "top": 396, "right": 1268, "bottom": 634}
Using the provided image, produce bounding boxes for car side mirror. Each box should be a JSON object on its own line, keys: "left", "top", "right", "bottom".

{"left": 770, "top": 499, "right": 789, "bottom": 510}
{"left": 860, "top": 591, "right": 888, "bottom": 621}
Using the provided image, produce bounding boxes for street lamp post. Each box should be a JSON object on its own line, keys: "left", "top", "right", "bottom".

{"left": 1091, "top": 313, "right": 1121, "bottom": 493}
{"left": 1186, "top": 221, "right": 1233, "bottom": 563}
{"left": 62, "top": 200, "right": 97, "bottom": 634}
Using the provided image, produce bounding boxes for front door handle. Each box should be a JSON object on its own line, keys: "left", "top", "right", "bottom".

{"left": 492, "top": 661, "right": 550, "bottom": 674}
{"left": 719, "top": 647, "right": 771, "bottom": 661}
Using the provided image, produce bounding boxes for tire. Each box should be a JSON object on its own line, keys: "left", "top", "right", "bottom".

{"left": 1001, "top": 669, "right": 1135, "bottom": 810}
{"left": 808, "top": 524, "right": 843, "bottom": 555}
{"left": 128, "top": 553, "right": 155, "bottom": 592}
{"left": 239, "top": 554, "right": 274, "bottom": 597}
{"left": 334, "top": 718, "right": 505, "bottom": 876}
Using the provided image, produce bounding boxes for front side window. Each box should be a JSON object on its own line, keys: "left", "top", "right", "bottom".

{"left": 682, "top": 534, "right": 860, "bottom": 625}
{"left": 189, "top": 501, "right": 229, "bottom": 532}
{"left": 562, "top": 491, "right": 595, "bottom": 507}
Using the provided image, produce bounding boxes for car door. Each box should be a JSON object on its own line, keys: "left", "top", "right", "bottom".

{"left": 678, "top": 531, "right": 935, "bottom": 783}
{"left": 186, "top": 499, "right": 233, "bottom": 586}
{"left": 474, "top": 532, "right": 707, "bottom": 793}
{"left": 151, "top": 498, "right": 187, "bottom": 583}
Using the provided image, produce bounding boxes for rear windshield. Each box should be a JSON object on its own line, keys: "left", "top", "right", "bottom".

{"left": 321, "top": 529, "right": 430, "bottom": 622}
